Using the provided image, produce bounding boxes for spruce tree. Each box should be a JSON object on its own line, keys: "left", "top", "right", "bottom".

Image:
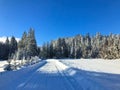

{"left": 9, "top": 36, "right": 18, "bottom": 58}
{"left": 5, "top": 37, "right": 10, "bottom": 59}
{"left": 26, "top": 28, "right": 38, "bottom": 58}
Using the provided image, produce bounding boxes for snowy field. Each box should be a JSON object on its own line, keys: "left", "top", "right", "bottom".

{"left": 0, "top": 59, "right": 120, "bottom": 90}
{"left": 61, "top": 59, "right": 120, "bottom": 74}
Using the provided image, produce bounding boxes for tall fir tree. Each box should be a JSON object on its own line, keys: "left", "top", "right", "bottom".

{"left": 26, "top": 28, "right": 38, "bottom": 57}
{"left": 9, "top": 36, "right": 18, "bottom": 58}
{"left": 5, "top": 37, "right": 10, "bottom": 59}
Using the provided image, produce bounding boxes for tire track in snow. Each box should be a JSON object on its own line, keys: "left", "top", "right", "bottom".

{"left": 60, "top": 61, "right": 107, "bottom": 90}
{"left": 0, "top": 61, "right": 47, "bottom": 90}
{"left": 17, "top": 61, "right": 48, "bottom": 90}
{"left": 54, "top": 61, "right": 83, "bottom": 90}
{"left": 17, "top": 60, "right": 81, "bottom": 90}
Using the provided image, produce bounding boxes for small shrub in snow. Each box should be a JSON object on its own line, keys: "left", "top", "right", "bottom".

{"left": 4, "top": 64, "right": 14, "bottom": 71}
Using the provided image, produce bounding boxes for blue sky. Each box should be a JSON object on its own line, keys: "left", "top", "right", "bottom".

{"left": 0, "top": 0, "right": 120, "bottom": 45}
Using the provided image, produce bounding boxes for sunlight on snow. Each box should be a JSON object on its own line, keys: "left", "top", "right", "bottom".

{"left": 37, "top": 60, "right": 68, "bottom": 74}
{"left": 36, "top": 60, "right": 76, "bottom": 75}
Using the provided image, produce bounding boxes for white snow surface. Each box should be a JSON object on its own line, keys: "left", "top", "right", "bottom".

{"left": 61, "top": 59, "right": 120, "bottom": 74}
{"left": 37, "top": 59, "right": 68, "bottom": 74}
{"left": 0, "top": 61, "right": 7, "bottom": 72}
{"left": 0, "top": 59, "right": 120, "bottom": 90}
{"left": 0, "top": 60, "right": 26, "bottom": 72}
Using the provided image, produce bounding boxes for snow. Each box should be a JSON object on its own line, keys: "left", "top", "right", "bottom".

{"left": 0, "top": 60, "right": 47, "bottom": 90}
{"left": 0, "top": 60, "right": 26, "bottom": 72}
{"left": 0, "top": 61, "right": 7, "bottom": 72}
{"left": 37, "top": 59, "right": 68, "bottom": 74}
{"left": 0, "top": 59, "right": 120, "bottom": 90}
{"left": 61, "top": 59, "right": 120, "bottom": 74}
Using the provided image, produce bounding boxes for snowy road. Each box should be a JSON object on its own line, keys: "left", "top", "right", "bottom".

{"left": 0, "top": 59, "right": 120, "bottom": 90}
{"left": 0, "top": 60, "right": 82, "bottom": 90}
{"left": 17, "top": 60, "right": 81, "bottom": 90}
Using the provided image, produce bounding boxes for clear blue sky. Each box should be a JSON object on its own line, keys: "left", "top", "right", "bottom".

{"left": 0, "top": 0, "right": 120, "bottom": 45}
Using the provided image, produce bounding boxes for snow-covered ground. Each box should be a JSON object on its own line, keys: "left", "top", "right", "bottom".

{"left": 0, "top": 61, "right": 7, "bottom": 72}
{"left": 0, "top": 59, "right": 120, "bottom": 90}
{"left": 0, "top": 58, "right": 40, "bottom": 72}
{"left": 61, "top": 59, "right": 120, "bottom": 74}
{"left": 0, "top": 60, "right": 26, "bottom": 72}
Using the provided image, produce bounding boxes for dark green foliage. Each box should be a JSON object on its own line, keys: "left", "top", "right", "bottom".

{"left": 0, "top": 43, "right": 8, "bottom": 60}
{"left": 0, "top": 37, "right": 17, "bottom": 60}
{"left": 4, "top": 64, "right": 12, "bottom": 71}
{"left": 9, "top": 36, "right": 18, "bottom": 57}
{"left": 5, "top": 37, "right": 10, "bottom": 59}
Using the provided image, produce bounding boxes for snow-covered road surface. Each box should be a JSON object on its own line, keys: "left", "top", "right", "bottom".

{"left": 0, "top": 59, "right": 120, "bottom": 90}
{"left": 17, "top": 60, "right": 81, "bottom": 90}
{"left": 0, "top": 60, "right": 82, "bottom": 90}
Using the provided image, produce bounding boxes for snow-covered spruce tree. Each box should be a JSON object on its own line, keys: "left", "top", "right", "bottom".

{"left": 9, "top": 36, "right": 18, "bottom": 59}
{"left": 53, "top": 38, "right": 68, "bottom": 58}
{"left": 26, "top": 28, "right": 38, "bottom": 58}
{"left": 0, "top": 37, "right": 10, "bottom": 60}
{"left": 61, "top": 38, "right": 69, "bottom": 58}
{"left": 0, "top": 36, "right": 18, "bottom": 61}
{"left": 70, "top": 38, "right": 76, "bottom": 58}
{"left": 0, "top": 43, "right": 5, "bottom": 60}
{"left": 46, "top": 42, "right": 50, "bottom": 58}
{"left": 39, "top": 43, "right": 49, "bottom": 59}
{"left": 18, "top": 31, "right": 27, "bottom": 59}
{"left": 49, "top": 42, "right": 54, "bottom": 58}
{"left": 17, "top": 28, "right": 38, "bottom": 60}
{"left": 5, "top": 37, "right": 10, "bottom": 60}
{"left": 56, "top": 38, "right": 62, "bottom": 58}
{"left": 39, "top": 33, "right": 120, "bottom": 59}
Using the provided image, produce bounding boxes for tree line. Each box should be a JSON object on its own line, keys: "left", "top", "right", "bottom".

{"left": 0, "top": 36, "right": 17, "bottom": 60}
{"left": 39, "top": 33, "right": 120, "bottom": 59}
{"left": 0, "top": 28, "right": 38, "bottom": 61}
{"left": 0, "top": 29, "right": 120, "bottom": 61}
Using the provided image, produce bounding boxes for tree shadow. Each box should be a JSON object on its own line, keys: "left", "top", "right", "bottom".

{"left": 65, "top": 67, "right": 120, "bottom": 90}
